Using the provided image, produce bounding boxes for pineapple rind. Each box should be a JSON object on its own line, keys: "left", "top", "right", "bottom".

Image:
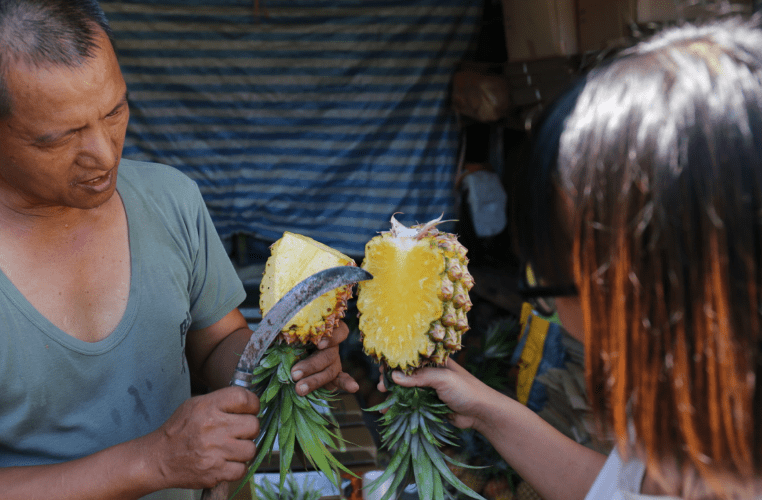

{"left": 260, "top": 232, "right": 355, "bottom": 344}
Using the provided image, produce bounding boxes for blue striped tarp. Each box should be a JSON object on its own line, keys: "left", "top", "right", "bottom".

{"left": 104, "top": 0, "right": 481, "bottom": 257}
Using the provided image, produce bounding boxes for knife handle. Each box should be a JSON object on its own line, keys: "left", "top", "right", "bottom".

{"left": 200, "top": 482, "right": 228, "bottom": 500}
{"left": 199, "top": 373, "right": 252, "bottom": 500}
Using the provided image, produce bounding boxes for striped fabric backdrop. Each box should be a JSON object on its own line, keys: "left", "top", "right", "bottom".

{"left": 103, "top": 0, "right": 482, "bottom": 257}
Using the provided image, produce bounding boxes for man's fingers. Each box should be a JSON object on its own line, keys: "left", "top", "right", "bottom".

{"left": 214, "top": 386, "right": 260, "bottom": 416}
{"left": 316, "top": 321, "right": 349, "bottom": 349}
{"left": 291, "top": 346, "right": 339, "bottom": 382}
{"left": 293, "top": 357, "right": 341, "bottom": 395}
{"left": 321, "top": 372, "right": 359, "bottom": 393}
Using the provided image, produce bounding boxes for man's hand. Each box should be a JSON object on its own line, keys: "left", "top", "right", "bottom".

{"left": 290, "top": 320, "right": 360, "bottom": 396}
{"left": 146, "top": 386, "right": 260, "bottom": 490}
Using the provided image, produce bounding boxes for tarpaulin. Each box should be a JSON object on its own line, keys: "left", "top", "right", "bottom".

{"left": 103, "top": 0, "right": 482, "bottom": 257}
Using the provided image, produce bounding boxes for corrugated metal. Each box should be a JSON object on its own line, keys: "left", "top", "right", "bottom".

{"left": 103, "top": 0, "right": 481, "bottom": 257}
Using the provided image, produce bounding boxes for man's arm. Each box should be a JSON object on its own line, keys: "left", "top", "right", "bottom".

{"left": 184, "top": 308, "right": 359, "bottom": 395}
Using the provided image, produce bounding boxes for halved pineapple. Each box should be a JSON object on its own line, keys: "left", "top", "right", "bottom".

{"left": 358, "top": 215, "right": 473, "bottom": 373}
{"left": 260, "top": 231, "right": 356, "bottom": 344}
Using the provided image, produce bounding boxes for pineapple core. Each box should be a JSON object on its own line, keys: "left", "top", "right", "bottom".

{"left": 260, "top": 232, "right": 355, "bottom": 344}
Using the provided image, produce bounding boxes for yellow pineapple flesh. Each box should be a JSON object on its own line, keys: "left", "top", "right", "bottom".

{"left": 260, "top": 231, "right": 356, "bottom": 344}
{"left": 358, "top": 215, "right": 474, "bottom": 372}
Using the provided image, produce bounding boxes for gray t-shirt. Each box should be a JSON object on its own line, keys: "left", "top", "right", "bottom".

{"left": 0, "top": 159, "right": 247, "bottom": 499}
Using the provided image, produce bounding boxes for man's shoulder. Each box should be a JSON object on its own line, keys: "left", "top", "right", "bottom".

{"left": 118, "top": 158, "right": 198, "bottom": 193}
{"left": 117, "top": 158, "right": 206, "bottom": 221}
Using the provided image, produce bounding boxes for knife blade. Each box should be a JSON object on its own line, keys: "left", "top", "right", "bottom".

{"left": 229, "top": 265, "right": 373, "bottom": 389}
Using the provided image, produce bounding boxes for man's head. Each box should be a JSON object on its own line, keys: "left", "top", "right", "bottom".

{"left": 0, "top": 0, "right": 114, "bottom": 119}
{"left": 0, "top": 0, "right": 127, "bottom": 212}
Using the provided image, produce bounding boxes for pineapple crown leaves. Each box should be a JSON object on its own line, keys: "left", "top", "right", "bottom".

{"left": 231, "top": 343, "right": 355, "bottom": 499}
{"left": 255, "top": 473, "right": 324, "bottom": 500}
{"left": 364, "top": 384, "right": 488, "bottom": 500}
{"left": 388, "top": 213, "right": 458, "bottom": 240}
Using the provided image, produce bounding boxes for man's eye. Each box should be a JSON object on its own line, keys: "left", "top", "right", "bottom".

{"left": 107, "top": 105, "right": 126, "bottom": 118}
{"left": 37, "top": 134, "right": 73, "bottom": 148}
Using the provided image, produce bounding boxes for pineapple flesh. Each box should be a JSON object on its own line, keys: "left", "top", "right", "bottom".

{"left": 260, "top": 231, "right": 355, "bottom": 344}
{"left": 358, "top": 215, "right": 484, "bottom": 500}
{"left": 234, "top": 232, "right": 356, "bottom": 496}
{"left": 358, "top": 215, "right": 474, "bottom": 373}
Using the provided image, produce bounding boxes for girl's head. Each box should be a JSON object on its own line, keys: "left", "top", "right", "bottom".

{"left": 517, "top": 15, "right": 762, "bottom": 498}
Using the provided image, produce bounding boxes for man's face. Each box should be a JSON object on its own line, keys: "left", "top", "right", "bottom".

{"left": 0, "top": 32, "right": 129, "bottom": 212}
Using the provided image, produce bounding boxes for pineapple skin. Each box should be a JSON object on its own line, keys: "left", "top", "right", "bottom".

{"left": 357, "top": 216, "right": 474, "bottom": 373}
{"left": 259, "top": 232, "right": 356, "bottom": 345}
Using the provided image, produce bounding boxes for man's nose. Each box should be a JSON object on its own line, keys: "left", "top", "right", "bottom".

{"left": 79, "top": 123, "right": 120, "bottom": 169}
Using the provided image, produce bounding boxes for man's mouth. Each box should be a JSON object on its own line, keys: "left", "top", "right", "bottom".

{"left": 77, "top": 169, "right": 115, "bottom": 192}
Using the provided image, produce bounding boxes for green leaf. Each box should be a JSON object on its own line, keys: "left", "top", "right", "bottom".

{"left": 277, "top": 360, "right": 292, "bottom": 383}
{"left": 292, "top": 392, "right": 313, "bottom": 410}
{"left": 409, "top": 412, "right": 420, "bottom": 435}
{"left": 418, "top": 415, "right": 443, "bottom": 446}
{"left": 261, "top": 377, "right": 281, "bottom": 404}
{"left": 421, "top": 437, "right": 487, "bottom": 500}
{"left": 231, "top": 411, "right": 280, "bottom": 498}
{"left": 432, "top": 468, "right": 444, "bottom": 500}
{"left": 380, "top": 415, "right": 408, "bottom": 443}
{"left": 382, "top": 457, "right": 412, "bottom": 500}
{"left": 365, "top": 393, "right": 397, "bottom": 412}
{"left": 259, "top": 349, "right": 281, "bottom": 369}
{"left": 411, "top": 436, "right": 436, "bottom": 500}
{"left": 278, "top": 419, "right": 296, "bottom": 489}
{"left": 281, "top": 389, "right": 294, "bottom": 423}
{"left": 294, "top": 413, "right": 335, "bottom": 478}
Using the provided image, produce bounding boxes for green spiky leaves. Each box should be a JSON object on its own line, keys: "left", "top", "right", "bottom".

{"left": 254, "top": 472, "right": 324, "bottom": 500}
{"left": 365, "top": 382, "right": 488, "bottom": 500}
{"left": 232, "top": 342, "right": 354, "bottom": 498}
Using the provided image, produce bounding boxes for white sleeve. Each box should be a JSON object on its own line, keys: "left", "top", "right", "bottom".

{"left": 584, "top": 447, "right": 646, "bottom": 500}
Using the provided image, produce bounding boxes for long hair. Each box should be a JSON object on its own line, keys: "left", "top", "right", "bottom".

{"left": 0, "top": 0, "right": 113, "bottom": 118}
{"left": 552, "top": 16, "right": 762, "bottom": 498}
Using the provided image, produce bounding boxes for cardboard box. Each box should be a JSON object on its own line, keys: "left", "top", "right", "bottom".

{"left": 577, "top": 0, "right": 636, "bottom": 53}
{"left": 636, "top": 0, "right": 752, "bottom": 23}
{"left": 502, "top": 0, "right": 578, "bottom": 61}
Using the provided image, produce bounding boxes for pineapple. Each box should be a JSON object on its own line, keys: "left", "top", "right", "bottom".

{"left": 357, "top": 215, "right": 484, "bottom": 500}
{"left": 514, "top": 482, "right": 543, "bottom": 500}
{"left": 482, "top": 477, "right": 514, "bottom": 500}
{"left": 233, "top": 232, "right": 357, "bottom": 495}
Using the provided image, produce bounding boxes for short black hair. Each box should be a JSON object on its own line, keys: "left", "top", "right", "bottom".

{"left": 0, "top": 0, "right": 114, "bottom": 118}
{"left": 511, "top": 75, "right": 586, "bottom": 287}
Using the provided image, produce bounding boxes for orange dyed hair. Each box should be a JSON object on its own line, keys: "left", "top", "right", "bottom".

{"left": 550, "top": 16, "right": 762, "bottom": 498}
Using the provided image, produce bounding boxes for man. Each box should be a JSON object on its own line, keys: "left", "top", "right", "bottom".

{"left": 0, "top": 1, "right": 359, "bottom": 498}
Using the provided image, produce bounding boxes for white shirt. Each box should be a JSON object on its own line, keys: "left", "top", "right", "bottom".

{"left": 585, "top": 448, "right": 679, "bottom": 500}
